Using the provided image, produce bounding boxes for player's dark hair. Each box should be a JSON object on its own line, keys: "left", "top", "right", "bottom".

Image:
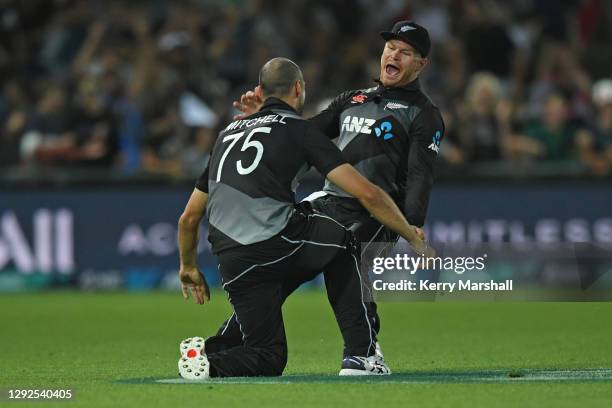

{"left": 258, "top": 58, "right": 304, "bottom": 98}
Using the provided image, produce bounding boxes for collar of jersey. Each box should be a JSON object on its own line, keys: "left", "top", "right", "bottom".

{"left": 259, "top": 97, "right": 298, "bottom": 114}
{"left": 374, "top": 77, "right": 421, "bottom": 94}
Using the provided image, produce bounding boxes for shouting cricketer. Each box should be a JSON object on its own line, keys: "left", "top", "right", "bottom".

{"left": 222, "top": 21, "right": 444, "bottom": 369}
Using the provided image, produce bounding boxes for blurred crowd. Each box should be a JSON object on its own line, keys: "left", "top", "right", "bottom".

{"left": 1, "top": 0, "right": 612, "bottom": 178}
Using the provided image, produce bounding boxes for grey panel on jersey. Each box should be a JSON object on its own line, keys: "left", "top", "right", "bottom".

{"left": 323, "top": 154, "right": 398, "bottom": 198}
{"left": 207, "top": 181, "right": 295, "bottom": 246}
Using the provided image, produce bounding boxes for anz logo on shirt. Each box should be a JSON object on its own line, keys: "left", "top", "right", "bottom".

{"left": 341, "top": 115, "right": 376, "bottom": 134}
{"left": 428, "top": 130, "right": 442, "bottom": 154}
{"left": 341, "top": 116, "right": 395, "bottom": 141}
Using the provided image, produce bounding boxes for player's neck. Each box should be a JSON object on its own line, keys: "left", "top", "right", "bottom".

{"left": 264, "top": 95, "right": 299, "bottom": 112}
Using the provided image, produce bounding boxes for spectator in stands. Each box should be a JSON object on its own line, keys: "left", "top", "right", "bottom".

{"left": 526, "top": 43, "right": 592, "bottom": 122}
{"left": 0, "top": 110, "right": 27, "bottom": 168}
{"left": 21, "top": 81, "right": 119, "bottom": 167}
{"left": 20, "top": 84, "right": 75, "bottom": 165}
{"left": 0, "top": 82, "right": 29, "bottom": 168}
{"left": 510, "top": 93, "right": 580, "bottom": 161}
{"left": 576, "top": 79, "right": 612, "bottom": 174}
{"left": 0, "top": 0, "right": 609, "bottom": 178}
{"left": 461, "top": 1, "right": 516, "bottom": 80}
{"left": 456, "top": 72, "right": 513, "bottom": 162}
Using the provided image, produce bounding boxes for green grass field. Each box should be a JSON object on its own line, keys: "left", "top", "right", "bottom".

{"left": 1, "top": 291, "right": 612, "bottom": 407}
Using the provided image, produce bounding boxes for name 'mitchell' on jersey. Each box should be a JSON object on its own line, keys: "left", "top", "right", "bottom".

{"left": 314, "top": 79, "right": 445, "bottom": 227}
{"left": 195, "top": 98, "right": 346, "bottom": 254}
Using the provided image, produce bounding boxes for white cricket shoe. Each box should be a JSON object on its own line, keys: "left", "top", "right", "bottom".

{"left": 339, "top": 355, "right": 391, "bottom": 376}
{"left": 178, "top": 337, "right": 210, "bottom": 379}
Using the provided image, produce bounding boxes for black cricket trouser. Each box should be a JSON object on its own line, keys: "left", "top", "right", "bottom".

{"left": 205, "top": 207, "right": 377, "bottom": 377}
{"left": 205, "top": 195, "right": 394, "bottom": 367}
{"left": 312, "top": 195, "right": 399, "bottom": 335}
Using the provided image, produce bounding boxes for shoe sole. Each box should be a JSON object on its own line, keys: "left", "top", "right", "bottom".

{"left": 339, "top": 368, "right": 391, "bottom": 376}
{"left": 178, "top": 337, "right": 209, "bottom": 379}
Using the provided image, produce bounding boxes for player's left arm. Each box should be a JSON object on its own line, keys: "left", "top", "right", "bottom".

{"left": 177, "top": 168, "right": 211, "bottom": 305}
{"left": 402, "top": 107, "right": 445, "bottom": 227}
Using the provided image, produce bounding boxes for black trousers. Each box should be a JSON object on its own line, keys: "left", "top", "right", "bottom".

{"left": 206, "top": 206, "right": 377, "bottom": 377}
{"left": 310, "top": 195, "right": 398, "bottom": 333}
{"left": 208, "top": 195, "right": 396, "bottom": 351}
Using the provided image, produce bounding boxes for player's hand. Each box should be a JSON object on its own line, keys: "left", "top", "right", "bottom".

{"left": 408, "top": 227, "right": 435, "bottom": 258}
{"left": 232, "top": 86, "right": 263, "bottom": 120}
{"left": 179, "top": 266, "right": 210, "bottom": 305}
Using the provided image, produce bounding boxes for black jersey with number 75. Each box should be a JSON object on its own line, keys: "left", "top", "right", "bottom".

{"left": 195, "top": 98, "right": 346, "bottom": 254}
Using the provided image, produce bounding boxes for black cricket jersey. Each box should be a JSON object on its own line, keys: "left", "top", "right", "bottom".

{"left": 310, "top": 78, "right": 444, "bottom": 227}
{"left": 196, "top": 98, "right": 346, "bottom": 254}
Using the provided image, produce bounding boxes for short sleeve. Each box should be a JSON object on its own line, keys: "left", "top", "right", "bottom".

{"left": 194, "top": 164, "right": 210, "bottom": 193}
{"left": 302, "top": 124, "right": 347, "bottom": 176}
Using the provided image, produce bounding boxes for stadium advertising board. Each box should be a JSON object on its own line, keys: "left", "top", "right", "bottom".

{"left": 1, "top": 183, "right": 611, "bottom": 293}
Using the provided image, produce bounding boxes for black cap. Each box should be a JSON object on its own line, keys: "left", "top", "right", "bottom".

{"left": 380, "top": 21, "right": 430, "bottom": 57}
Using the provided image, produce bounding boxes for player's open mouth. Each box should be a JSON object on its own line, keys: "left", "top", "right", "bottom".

{"left": 385, "top": 64, "right": 401, "bottom": 78}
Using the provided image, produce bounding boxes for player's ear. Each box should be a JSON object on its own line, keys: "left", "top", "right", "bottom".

{"left": 418, "top": 57, "right": 428, "bottom": 71}
{"left": 294, "top": 80, "right": 302, "bottom": 98}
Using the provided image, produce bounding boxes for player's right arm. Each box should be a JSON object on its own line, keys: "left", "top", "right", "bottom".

{"left": 326, "top": 164, "right": 432, "bottom": 256}
{"left": 177, "top": 168, "right": 211, "bottom": 305}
